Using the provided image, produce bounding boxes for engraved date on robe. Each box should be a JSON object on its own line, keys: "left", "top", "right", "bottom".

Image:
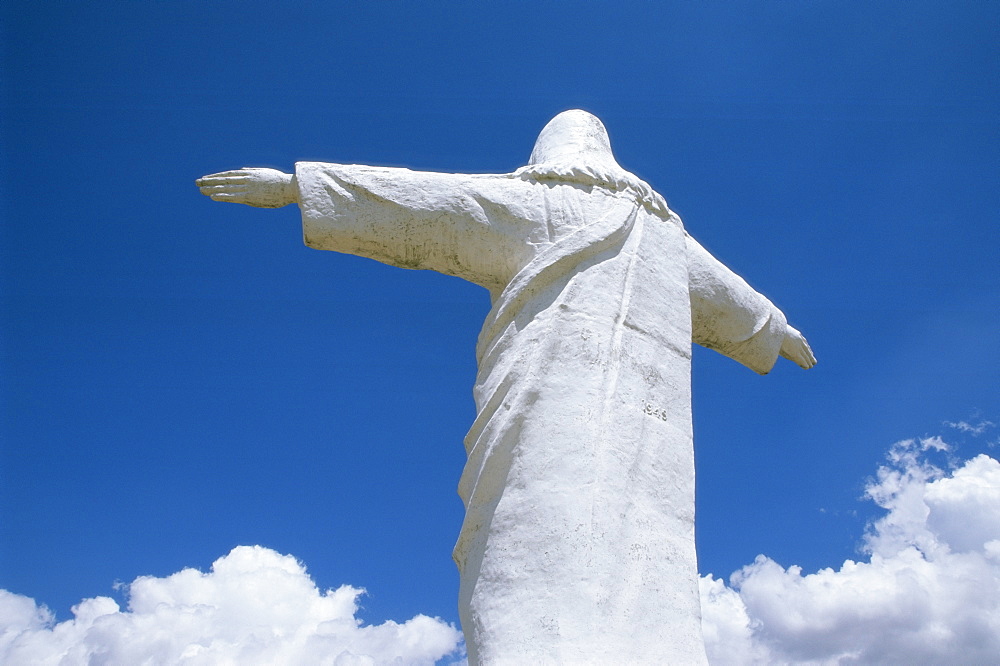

{"left": 642, "top": 401, "right": 669, "bottom": 422}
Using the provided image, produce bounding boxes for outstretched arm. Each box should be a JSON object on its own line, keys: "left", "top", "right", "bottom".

{"left": 780, "top": 325, "right": 817, "bottom": 369}
{"left": 196, "top": 168, "right": 298, "bottom": 208}
{"left": 687, "top": 233, "right": 816, "bottom": 374}
{"left": 200, "top": 161, "right": 542, "bottom": 293}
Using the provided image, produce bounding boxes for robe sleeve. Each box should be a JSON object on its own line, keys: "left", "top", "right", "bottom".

{"left": 686, "top": 234, "right": 787, "bottom": 375}
{"left": 294, "top": 162, "right": 542, "bottom": 293}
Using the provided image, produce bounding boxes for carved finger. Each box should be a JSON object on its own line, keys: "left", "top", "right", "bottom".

{"left": 201, "top": 185, "right": 250, "bottom": 196}
{"left": 209, "top": 193, "right": 248, "bottom": 202}
{"left": 204, "top": 169, "right": 254, "bottom": 178}
{"left": 200, "top": 182, "right": 250, "bottom": 190}
{"left": 197, "top": 176, "right": 254, "bottom": 187}
{"left": 199, "top": 183, "right": 249, "bottom": 192}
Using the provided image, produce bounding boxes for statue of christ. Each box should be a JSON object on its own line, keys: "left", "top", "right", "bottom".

{"left": 198, "top": 110, "right": 815, "bottom": 665}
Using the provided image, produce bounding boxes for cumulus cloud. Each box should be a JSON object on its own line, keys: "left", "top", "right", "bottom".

{"left": 5, "top": 439, "right": 998, "bottom": 665}
{"left": 0, "top": 546, "right": 463, "bottom": 666}
{"left": 701, "top": 439, "right": 1000, "bottom": 665}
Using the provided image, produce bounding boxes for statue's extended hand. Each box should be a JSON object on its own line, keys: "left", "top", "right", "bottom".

{"left": 780, "top": 325, "right": 816, "bottom": 369}
{"left": 196, "top": 168, "right": 297, "bottom": 208}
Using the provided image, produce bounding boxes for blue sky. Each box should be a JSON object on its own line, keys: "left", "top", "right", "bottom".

{"left": 2, "top": 2, "right": 998, "bottom": 663}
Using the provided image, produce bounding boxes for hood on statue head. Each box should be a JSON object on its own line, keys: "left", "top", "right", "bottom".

{"left": 516, "top": 110, "right": 672, "bottom": 219}
{"left": 528, "top": 110, "right": 620, "bottom": 172}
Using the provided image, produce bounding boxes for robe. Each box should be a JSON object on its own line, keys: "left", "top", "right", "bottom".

{"left": 294, "top": 160, "right": 787, "bottom": 665}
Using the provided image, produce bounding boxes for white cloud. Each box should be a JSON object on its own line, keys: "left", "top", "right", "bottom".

{"left": 944, "top": 419, "right": 995, "bottom": 436}
{"left": 701, "top": 440, "right": 1000, "bottom": 665}
{"left": 0, "top": 546, "right": 463, "bottom": 666}
{"left": 6, "top": 438, "right": 999, "bottom": 665}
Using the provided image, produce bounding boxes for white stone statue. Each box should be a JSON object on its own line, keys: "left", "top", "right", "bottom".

{"left": 198, "top": 110, "right": 815, "bottom": 665}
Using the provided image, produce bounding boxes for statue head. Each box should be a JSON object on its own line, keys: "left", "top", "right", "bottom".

{"left": 517, "top": 110, "right": 670, "bottom": 217}
{"left": 528, "top": 110, "right": 619, "bottom": 171}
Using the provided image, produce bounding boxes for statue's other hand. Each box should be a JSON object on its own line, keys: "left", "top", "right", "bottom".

{"left": 780, "top": 325, "right": 817, "bottom": 369}
{"left": 196, "top": 168, "right": 297, "bottom": 208}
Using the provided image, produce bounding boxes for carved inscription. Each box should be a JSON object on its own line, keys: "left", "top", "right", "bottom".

{"left": 642, "top": 401, "right": 669, "bottom": 422}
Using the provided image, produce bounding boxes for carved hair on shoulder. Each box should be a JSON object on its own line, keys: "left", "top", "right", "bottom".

{"left": 511, "top": 163, "right": 672, "bottom": 219}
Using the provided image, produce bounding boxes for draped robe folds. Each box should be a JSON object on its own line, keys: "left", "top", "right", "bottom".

{"left": 294, "top": 160, "right": 787, "bottom": 665}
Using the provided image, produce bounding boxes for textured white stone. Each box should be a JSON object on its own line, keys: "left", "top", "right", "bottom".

{"left": 197, "top": 110, "right": 815, "bottom": 665}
